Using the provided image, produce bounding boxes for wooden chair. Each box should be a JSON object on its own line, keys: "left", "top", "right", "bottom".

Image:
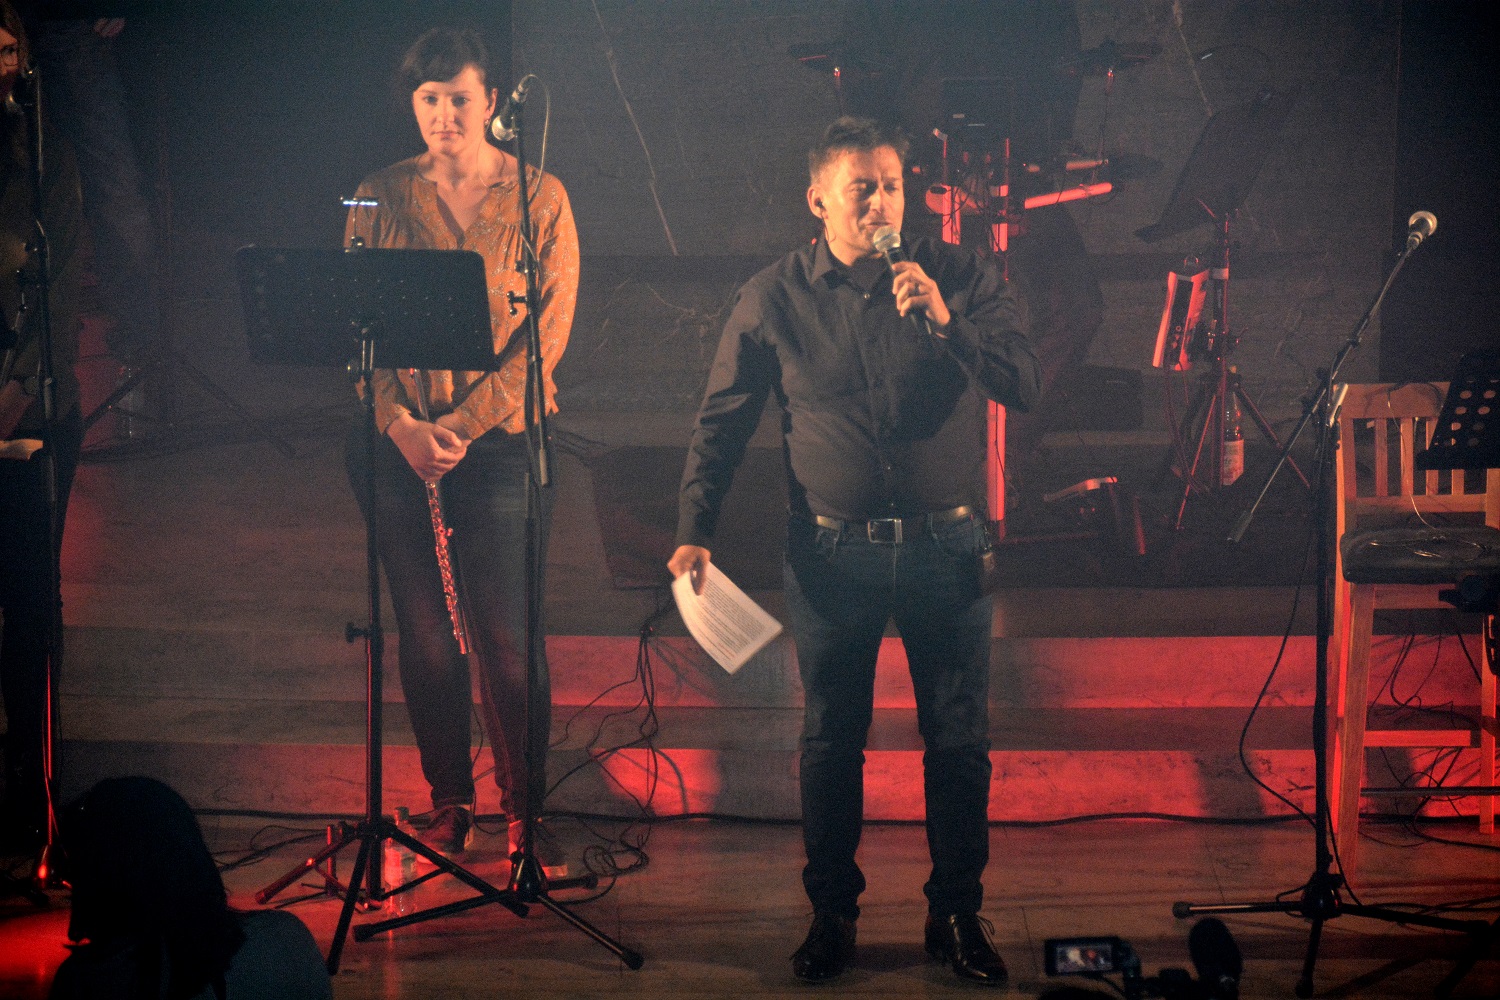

{"left": 1329, "top": 382, "right": 1500, "bottom": 881}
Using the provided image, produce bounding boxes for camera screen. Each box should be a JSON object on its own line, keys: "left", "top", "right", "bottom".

{"left": 1044, "top": 937, "right": 1122, "bottom": 976}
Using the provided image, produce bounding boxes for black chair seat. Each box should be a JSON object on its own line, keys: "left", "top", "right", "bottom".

{"left": 1340, "top": 525, "right": 1500, "bottom": 585}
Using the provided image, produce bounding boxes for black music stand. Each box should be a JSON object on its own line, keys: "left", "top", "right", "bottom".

{"left": 235, "top": 245, "right": 526, "bottom": 973}
{"left": 1139, "top": 90, "right": 1309, "bottom": 528}
{"left": 1418, "top": 351, "right": 1500, "bottom": 473}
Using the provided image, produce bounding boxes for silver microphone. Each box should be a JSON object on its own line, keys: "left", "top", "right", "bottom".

{"left": 490, "top": 75, "right": 535, "bottom": 142}
{"left": 872, "top": 226, "right": 934, "bottom": 337}
{"left": 1405, "top": 210, "right": 1437, "bottom": 252}
{"left": 872, "top": 225, "right": 902, "bottom": 261}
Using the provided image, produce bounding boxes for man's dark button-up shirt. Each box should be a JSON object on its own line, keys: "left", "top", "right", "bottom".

{"left": 676, "top": 235, "right": 1041, "bottom": 549}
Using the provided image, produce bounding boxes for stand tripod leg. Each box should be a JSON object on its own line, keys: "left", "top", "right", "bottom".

{"left": 354, "top": 894, "right": 494, "bottom": 935}
{"left": 254, "top": 822, "right": 357, "bottom": 905}
{"left": 326, "top": 832, "right": 375, "bottom": 974}
{"left": 351, "top": 821, "right": 528, "bottom": 942}
{"left": 1296, "top": 917, "right": 1324, "bottom": 999}
{"left": 1154, "top": 375, "right": 1211, "bottom": 488}
{"left": 81, "top": 353, "right": 296, "bottom": 458}
{"left": 172, "top": 355, "right": 296, "bottom": 457}
{"left": 1174, "top": 899, "right": 1298, "bottom": 918}
{"left": 82, "top": 364, "right": 151, "bottom": 432}
{"left": 1436, "top": 918, "right": 1500, "bottom": 1000}
{"left": 530, "top": 891, "right": 645, "bottom": 969}
{"left": 474, "top": 851, "right": 641, "bottom": 967}
{"left": 1237, "top": 383, "right": 1309, "bottom": 488}
{"left": 1153, "top": 368, "right": 1224, "bottom": 530}
{"left": 1171, "top": 389, "right": 1219, "bottom": 531}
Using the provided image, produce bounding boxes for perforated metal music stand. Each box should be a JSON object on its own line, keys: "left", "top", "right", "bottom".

{"left": 238, "top": 246, "right": 498, "bottom": 371}
{"left": 1418, "top": 351, "right": 1500, "bottom": 472}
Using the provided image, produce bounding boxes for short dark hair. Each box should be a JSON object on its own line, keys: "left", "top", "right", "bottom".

{"left": 396, "top": 26, "right": 492, "bottom": 94}
{"left": 809, "top": 116, "right": 909, "bottom": 182}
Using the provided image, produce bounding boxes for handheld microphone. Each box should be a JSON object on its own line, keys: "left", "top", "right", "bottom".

{"left": 1405, "top": 210, "right": 1437, "bottom": 252}
{"left": 871, "top": 224, "right": 904, "bottom": 264}
{"left": 872, "top": 226, "right": 934, "bottom": 338}
{"left": 1188, "top": 918, "right": 1242, "bottom": 1000}
{"left": 6, "top": 57, "right": 36, "bottom": 114}
{"left": 490, "top": 75, "right": 536, "bottom": 142}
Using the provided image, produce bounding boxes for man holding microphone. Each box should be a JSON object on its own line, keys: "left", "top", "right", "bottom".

{"left": 670, "top": 117, "right": 1040, "bottom": 984}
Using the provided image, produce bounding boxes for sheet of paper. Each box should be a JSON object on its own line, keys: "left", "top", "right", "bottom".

{"left": 672, "top": 562, "right": 783, "bottom": 674}
{"left": 0, "top": 438, "right": 43, "bottom": 461}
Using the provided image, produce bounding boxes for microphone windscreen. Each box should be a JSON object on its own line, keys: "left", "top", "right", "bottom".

{"left": 1407, "top": 210, "right": 1437, "bottom": 238}
{"left": 872, "top": 226, "right": 902, "bottom": 255}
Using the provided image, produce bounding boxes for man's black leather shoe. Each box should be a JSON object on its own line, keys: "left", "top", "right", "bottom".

{"left": 792, "top": 912, "right": 857, "bottom": 982}
{"left": 925, "top": 913, "right": 1008, "bottom": 985}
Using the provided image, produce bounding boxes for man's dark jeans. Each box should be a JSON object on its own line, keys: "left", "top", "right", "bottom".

{"left": 783, "top": 511, "right": 994, "bottom": 920}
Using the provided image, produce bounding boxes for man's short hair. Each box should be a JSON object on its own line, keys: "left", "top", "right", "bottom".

{"left": 809, "top": 117, "right": 910, "bottom": 182}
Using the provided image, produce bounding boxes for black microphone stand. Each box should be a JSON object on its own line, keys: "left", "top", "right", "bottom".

{"left": 1174, "top": 225, "right": 1489, "bottom": 998}
{"left": 494, "top": 90, "right": 644, "bottom": 969}
{"left": 0, "top": 58, "right": 65, "bottom": 907}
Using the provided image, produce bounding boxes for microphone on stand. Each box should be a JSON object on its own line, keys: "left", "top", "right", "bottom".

{"left": 1405, "top": 210, "right": 1437, "bottom": 252}
{"left": 490, "top": 74, "right": 536, "bottom": 142}
{"left": 872, "top": 226, "right": 934, "bottom": 338}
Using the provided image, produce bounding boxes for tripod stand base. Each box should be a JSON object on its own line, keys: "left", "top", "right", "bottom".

{"left": 1175, "top": 877, "right": 1489, "bottom": 999}
{"left": 352, "top": 848, "right": 643, "bottom": 970}
{"left": 257, "top": 816, "right": 643, "bottom": 972}
{"left": 82, "top": 352, "right": 295, "bottom": 458}
{"left": 253, "top": 822, "right": 362, "bottom": 908}
{"left": 255, "top": 817, "right": 528, "bottom": 972}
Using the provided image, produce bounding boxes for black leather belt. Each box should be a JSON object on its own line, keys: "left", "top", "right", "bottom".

{"left": 809, "top": 505, "right": 976, "bottom": 544}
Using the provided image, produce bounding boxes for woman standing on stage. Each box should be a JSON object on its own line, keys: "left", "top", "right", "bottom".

{"left": 344, "top": 26, "right": 578, "bottom": 857}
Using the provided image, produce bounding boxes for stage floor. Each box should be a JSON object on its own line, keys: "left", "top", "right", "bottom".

{"left": 4, "top": 815, "right": 1498, "bottom": 998}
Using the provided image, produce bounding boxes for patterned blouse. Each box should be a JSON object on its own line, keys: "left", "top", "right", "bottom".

{"left": 343, "top": 158, "right": 579, "bottom": 439}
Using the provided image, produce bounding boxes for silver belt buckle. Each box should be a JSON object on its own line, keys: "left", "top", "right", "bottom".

{"left": 867, "top": 518, "right": 903, "bottom": 544}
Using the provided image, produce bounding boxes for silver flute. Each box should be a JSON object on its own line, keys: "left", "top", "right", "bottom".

{"left": 409, "top": 369, "right": 470, "bottom": 654}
